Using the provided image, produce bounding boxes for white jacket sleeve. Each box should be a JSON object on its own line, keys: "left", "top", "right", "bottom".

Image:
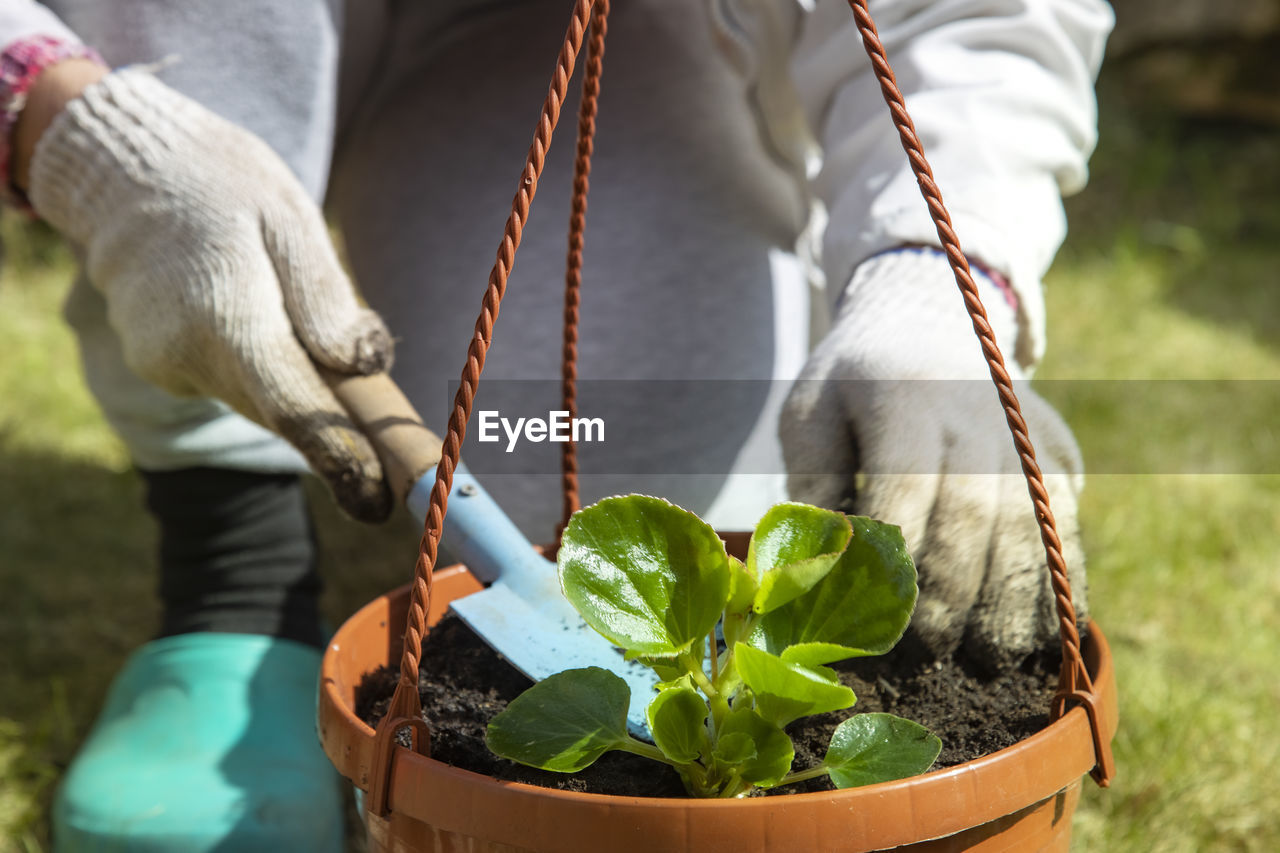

{"left": 791, "top": 0, "right": 1112, "bottom": 367}
{"left": 0, "top": 1, "right": 83, "bottom": 48}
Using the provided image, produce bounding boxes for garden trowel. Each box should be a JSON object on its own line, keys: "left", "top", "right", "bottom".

{"left": 326, "top": 371, "right": 658, "bottom": 736}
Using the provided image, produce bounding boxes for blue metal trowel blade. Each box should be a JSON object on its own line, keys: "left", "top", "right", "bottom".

{"left": 408, "top": 463, "right": 658, "bottom": 737}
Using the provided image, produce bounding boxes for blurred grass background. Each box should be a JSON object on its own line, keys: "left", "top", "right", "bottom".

{"left": 2, "top": 18, "right": 1279, "bottom": 852}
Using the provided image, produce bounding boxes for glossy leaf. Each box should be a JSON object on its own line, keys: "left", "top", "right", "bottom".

{"left": 749, "top": 504, "right": 852, "bottom": 613}
{"left": 711, "top": 731, "right": 757, "bottom": 765}
{"left": 750, "top": 516, "right": 916, "bottom": 657}
{"left": 718, "top": 707, "right": 794, "bottom": 787}
{"left": 748, "top": 503, "right": 852, "bottom": 576}
{"left": 726, "top": 556, "right": 757, "bottom": 615}
{"left": 486, "top": 668, "right": 631, "bottom": 773}
{"left": 733, "top": 643, "right": 855, "bottom": 727}
{"left": 627, "top": 652, "right": 684, "bottom": 684}
{"left": 780, "top": 642, "right": 865, "bottom": 668}
{"left": 558, "top": 495, "right": 731, "bottom": 656}
{"left": 824, "top": 713, "right": 942, "bottom": 789}
{"left": 646, "top": 685, "right": 708, "bottom": 764}
{"left": 654, "top": 672, "right": 696, "bottom": 692}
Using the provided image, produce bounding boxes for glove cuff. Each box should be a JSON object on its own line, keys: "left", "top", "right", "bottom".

{"left": 29, "top": 67, "right": 207, "bottom": 241}
{"left": 0, "top": 35, "right": 106, "bottom": 208}
{"left": 830, "top": 247, "right": 1022, "bottom": 379}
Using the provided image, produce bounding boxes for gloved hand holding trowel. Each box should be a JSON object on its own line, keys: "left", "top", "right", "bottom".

{"left": 17, "top": 63, "right": 396, "bottom": 523}
{"left": 1, "top": 0, "right": 1111, "bottom": 849}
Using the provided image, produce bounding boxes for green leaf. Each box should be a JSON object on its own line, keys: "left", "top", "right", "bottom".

{"left": 749, "top": 504, "right": 853, "bottom": 613}
{"left": 559, "top": 495, "right": 732, "bottom": 656}
{"left": 626, "top": 652, "right": 684, "bottom": 684}
{"left": 753, "top": 557, "right": 841, "bottom": 615}
{"left": 780, "top": 643, "right": 865, "bottom": 668}
{"left": 733, "top": 643, "right": 856, "bottom": 727}
{"left": 748, "top": 503, "right": 853, "bottom": 576}
{"left": 726, "top": 556, "right": 757, "bottom": 615}
{"left": 654, "top": 673, "right": 696, "bottom": 692}
{"left": 824, "top": 713, "right": 942, "bottom": 789}
{"left": 718, "top": 707, "right": 794, "bottom": 787}
{"left": 486, "top": 668, "right": 631, "bottom": 773}
{"left": 646, "top": 685, "right": 709, "bottom": 764}
{"left": 711, "top": 731, "right": 756, "bottom": 765}
{"left": 750, "top": 516, "right": 917, "bottom": 657}
{"left": 805, "top": 663, "right": 841, "bottom": 683}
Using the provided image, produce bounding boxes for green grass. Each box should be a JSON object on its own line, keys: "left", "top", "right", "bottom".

{"left": 2, "top": 79, "right": 1278, "bottom": 850}
{"left": 0, "top": 222, "right": 150, "bottom": 852}
{"left": 0, "top": 222, "right": 414, "bottom": 851}
{"left": 1036, "top": 77, "right": 1280, "bottom": 850}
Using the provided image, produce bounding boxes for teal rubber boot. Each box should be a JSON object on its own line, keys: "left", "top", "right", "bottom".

{"left": 52, "top": 633, "right": 343, "bottom": 852}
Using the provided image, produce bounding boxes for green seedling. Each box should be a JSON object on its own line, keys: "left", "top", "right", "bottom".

{"left": 486, "top": 496, "right": 942, "bottom": 798}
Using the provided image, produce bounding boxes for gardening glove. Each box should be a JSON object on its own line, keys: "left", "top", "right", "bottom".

{"left": 27, "top": 67, "right": 394, "bottom": 521}
{"left": 780, "top": 248, "right": 1086, "bottom": 671}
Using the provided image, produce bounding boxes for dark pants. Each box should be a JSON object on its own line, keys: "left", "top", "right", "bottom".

{"left": 142, "top": 468, "right": 325, "bottom": 648}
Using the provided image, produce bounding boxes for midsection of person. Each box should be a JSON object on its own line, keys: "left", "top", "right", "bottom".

{"left": 332, "top": 0, "right": 812, "bottom": 539}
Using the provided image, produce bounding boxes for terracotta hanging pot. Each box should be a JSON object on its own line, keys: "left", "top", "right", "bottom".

{"left": 318, "top": 560, "right": 1116, "bottom": 853}
{"left": 317, "top": 0, "right": 1117, "bottom": 848}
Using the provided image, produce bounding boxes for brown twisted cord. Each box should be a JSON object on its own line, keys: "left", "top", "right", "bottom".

{"left": 843, "top": 1, "right": 1095, "bottom": 705}
{"left": 558, "top": 0, "right": 610, "bottom": 539}
{"left": 380, "top": 0, "right": 597, "bottom": 729}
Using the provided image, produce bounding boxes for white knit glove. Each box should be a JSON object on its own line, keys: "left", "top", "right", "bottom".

{"left": 29, "top": 68, "right": 393, "bottom": 521}
{"left": 780, "top": 249, "right": 1086, "bottom": 670}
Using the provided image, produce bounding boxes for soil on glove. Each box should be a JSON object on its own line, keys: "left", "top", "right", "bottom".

{"left": 355, "top": 613, "right": 1063, "bottom": 798}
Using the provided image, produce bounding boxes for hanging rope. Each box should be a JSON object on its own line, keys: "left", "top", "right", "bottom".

{"left": 558, "top": 0, "right": 611, "bottom": 541}
{"left": 842, "top": 0, "right": 1098, "bottom": 722}
{"left": 380, "top": 0, "right": 598, "bottom": 729}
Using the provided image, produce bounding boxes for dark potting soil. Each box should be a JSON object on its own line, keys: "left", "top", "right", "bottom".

{"left": 355, "top": 613, "right": 1063, "bottom": 799}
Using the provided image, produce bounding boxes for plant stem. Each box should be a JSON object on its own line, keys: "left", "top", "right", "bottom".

{"left": 708, "top": 630, "right": 720, "bottom": 682}
{"left": 681, "top": 651, "right": 718, "bottom": 700}
{"left": 684, "top": 760, "right": 715, "bottom": 797}
{"left": 619, "top": 738, "right": 684, "bottom": 769}
{"left": 719, "top": 771, "right": 752, "bottom": 798}
{"left": 723, "top": 613, "right": 743, "bottom": 649}
{"left": 779, "top": 765, "right": 830, "bottom": 786}
{"left": 712, "top": 643, "right": 741, "bottom": 698}
{"left": 709, "top": 692, "right": 730, "bottom": 728}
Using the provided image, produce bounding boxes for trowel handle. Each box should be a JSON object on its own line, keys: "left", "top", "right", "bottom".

{"left": 325, "top": 370, "right": 443, "bottom": 504}
{"left": 327, "top": 370, "right": 544, "bottom": 585}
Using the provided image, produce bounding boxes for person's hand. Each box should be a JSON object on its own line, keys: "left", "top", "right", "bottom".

{"left": 780, "top": 249, "right": 1086, "bottom": 671}
{"left": 19, "top": 66, "right": 394, "bottom": 521}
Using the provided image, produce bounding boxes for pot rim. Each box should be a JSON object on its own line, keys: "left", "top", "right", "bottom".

{"left": 320, "top": 565, "right": 1116, "bottom": 849}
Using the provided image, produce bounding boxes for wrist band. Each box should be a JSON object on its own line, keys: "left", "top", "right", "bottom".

{"left": 0, "top": 35, "right": 105, "bottom": 207}
{"left": 881, "top": 244, "right": 1020, "bottom": 312}
{"left": 968, "top": 256, "right": 1018, "bottom": 312}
